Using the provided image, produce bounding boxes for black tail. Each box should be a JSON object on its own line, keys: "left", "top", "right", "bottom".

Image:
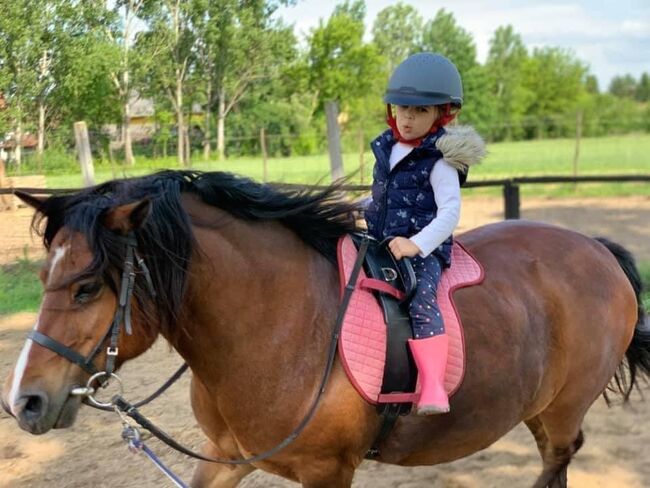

{"left": 596, "top": 238, "right": 650, "bottom": 401}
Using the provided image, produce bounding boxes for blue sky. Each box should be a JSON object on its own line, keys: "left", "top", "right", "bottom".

{"left": 275, "top": 0, "right": 650, "bottom": 90}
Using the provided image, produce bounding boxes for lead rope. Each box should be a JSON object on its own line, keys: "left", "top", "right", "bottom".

{"left": 117, "top": 408, "right": 189, "bottom": 487}
{"left": 104, "top": 236, "right": 371, "bottom": 482}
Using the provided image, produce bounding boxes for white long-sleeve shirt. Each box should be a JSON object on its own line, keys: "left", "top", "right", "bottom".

{"left": 388, "top": 142, "right": 461, "bottom": 258}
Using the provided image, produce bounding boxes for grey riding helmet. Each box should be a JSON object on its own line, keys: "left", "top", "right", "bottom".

{"left": 384, "top": 53, "right": 463, "bottom": 107}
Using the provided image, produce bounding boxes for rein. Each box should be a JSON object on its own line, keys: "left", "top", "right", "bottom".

{"left": 30, "top": 230, "right": 371, "bottom": 466}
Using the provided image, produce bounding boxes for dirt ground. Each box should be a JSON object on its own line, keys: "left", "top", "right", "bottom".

{"left": 1, "top": 196, "right": 649, "bottom": 487}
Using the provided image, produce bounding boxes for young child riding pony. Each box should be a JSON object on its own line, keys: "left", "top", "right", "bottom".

{"left": 364, "top": 52, "right": 484, "bottom": 415}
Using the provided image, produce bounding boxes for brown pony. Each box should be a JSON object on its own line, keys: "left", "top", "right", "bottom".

{"left": 2, "top": 170, "right": 649, "bottom": 488}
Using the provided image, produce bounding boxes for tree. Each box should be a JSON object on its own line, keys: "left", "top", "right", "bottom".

{"left": 521, "top": 47, "right": 588, "bottom": 137}
{"left": 307, "top": 1, "right": 383, "bottom": 113}
{"left": 371, "top": 2, "right": 422, "bottom": 72}
{"left": 635, "top": 72, "right": 650, "bottom": 102}
{"left": 608, "top": 74, "right": 637, "bottom": 99}
{"left": 0, "top": 0, "right": 47, "bottom": 167}
{"left": 485, "top": 25, "right": 531, "bottom": 140}
{"left": 585, "top": 75, "right": 599, "bottom": 95}
{"left": 139, "top": 1, "right": 196, "bottom": 167}
{"left": 101, "top": 0, "right": 147, "bottom": 166}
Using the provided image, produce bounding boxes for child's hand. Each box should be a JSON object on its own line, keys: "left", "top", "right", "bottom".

{"left": 388, "top": 237, "right": 421, "bottom": 260}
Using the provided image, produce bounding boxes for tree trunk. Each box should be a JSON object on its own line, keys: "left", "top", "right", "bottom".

{"left": 184, "top": 125, "right": 191, "bottom": 167}
{"left": 37, "top": 103, "right": 45, "bottom": 154}
{"left": 203, "top": 81, "right": 212, "bottom": 161}
{"left": 176, "top": 79, "right": 185, "bottom": 167}
{"left": 37, "top": 102, "right": 46, "bottom": 170}
{"left": 15, "top": 119, "right": 22, "bottom": 170}
{"left": 123, "top": 100, "right": 135, "bottom": 166}
{"left": 217, "top": 86, "right": 226, "bottom": 161}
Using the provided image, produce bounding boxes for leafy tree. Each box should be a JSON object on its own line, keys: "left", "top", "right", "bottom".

{"left": 635, "top": 72, "right": 650, "bottom": 102}
{"left": 139, "top": 0, "right": 196, "bottom": 166}
{"left": 485, "top": 25, "right": 531, "bottom": 140}
{"left": 371, "top": 2, "right": 423, "bottom": 72}
{"left": 99, "top": 0, "right": 148, "bottom": 166}
{"left": 585, "top": 75, "right": 599, "bottom": 95}
{"left": 180, "top": 0, "right": 296, "bottom": 161}
{"left": 307, "top": 1, "right": 383, "bottom": 114}
{"left": 521, "top": 47, "right": 588, "bottom": 137}
{"left": 608, "top": 74, "right": 637, "bottom": 99}
{"left": 0, "top": 0, "right": 47, "bottom": 167}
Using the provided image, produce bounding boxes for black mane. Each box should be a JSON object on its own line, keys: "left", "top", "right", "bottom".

{"left": 32, "top": 170, "right": 361, "bottom": 336}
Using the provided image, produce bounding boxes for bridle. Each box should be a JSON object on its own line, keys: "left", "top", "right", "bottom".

{"left": 24, "top": 229, "right": 371, "bottom": 466}
{"left": 27, "top": 233, "right": 158, "bottom": 400}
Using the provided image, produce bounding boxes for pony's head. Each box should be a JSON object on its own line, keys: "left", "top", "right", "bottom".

{"left": 1, "top": 188, "right": 174, "bottom": 434}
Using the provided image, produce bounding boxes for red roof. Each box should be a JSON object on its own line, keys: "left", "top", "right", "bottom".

{"left": 1, "top": 133, "right": 38, "bottom": 149}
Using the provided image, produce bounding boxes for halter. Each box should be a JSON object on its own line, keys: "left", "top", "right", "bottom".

{"left": 27, "top": 232, "right": 157, "bottom": 389}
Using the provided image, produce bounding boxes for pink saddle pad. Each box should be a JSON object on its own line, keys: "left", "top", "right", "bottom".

{"left": 337, "top": 236, "right": 484, "bottom": 404}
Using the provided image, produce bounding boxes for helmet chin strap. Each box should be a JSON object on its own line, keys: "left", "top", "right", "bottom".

{"left": 386, "top": 104, "right": 458, "bottom": 146}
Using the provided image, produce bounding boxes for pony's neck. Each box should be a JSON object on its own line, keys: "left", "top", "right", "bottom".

{"left": 169, "top": 195, "right": 340, "bottom": 394}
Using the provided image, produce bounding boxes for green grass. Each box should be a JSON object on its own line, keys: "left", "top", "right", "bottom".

{"left": 0, "top": 258, "right": 42, "bottom": 315}
{"left": 35, "top": 133, "right": 649, "bottom": 193}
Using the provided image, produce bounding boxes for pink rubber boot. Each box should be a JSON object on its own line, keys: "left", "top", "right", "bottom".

{"left": 408, "top": 335, "right": 450, "bottom": 415}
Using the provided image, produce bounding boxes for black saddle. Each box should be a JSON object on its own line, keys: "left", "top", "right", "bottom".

{"left": 350, "top": 234, "right": 419, "bottom": 402}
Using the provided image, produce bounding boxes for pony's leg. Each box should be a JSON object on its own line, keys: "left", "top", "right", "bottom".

{"left": 524, "top": 416, "right": 548, "bottom": 458}
{"left": 527, "top": 411, "right": 585, "bottom": 488}
{"left": 190, "top": 441, "right": 256, "bottom": 488}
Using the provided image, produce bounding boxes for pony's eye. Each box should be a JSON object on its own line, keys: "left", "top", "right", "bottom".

{"left": 74, "top": 282, "right": 103, "bottom": 304}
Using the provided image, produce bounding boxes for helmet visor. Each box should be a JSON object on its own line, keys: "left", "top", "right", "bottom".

{"left": 384, "top": 88, "right": 462, "bottom": 107}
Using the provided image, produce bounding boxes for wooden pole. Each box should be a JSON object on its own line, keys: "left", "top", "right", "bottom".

{"left": 325, "top": 101, "right": 344, "bottom": 181}
{"left": 74, "top": 121, "right": 95, "bottom": 187}
{"left": 572, "top": 110, "right": 582, "bottom": 179}
{"left": 260, "top": 128, "right": 268, "bottom": 182}
{"left": 358, "top": 129, "right": 365, "bottom": 185}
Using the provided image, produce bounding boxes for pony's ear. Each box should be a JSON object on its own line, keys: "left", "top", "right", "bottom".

{"left": 15, "top": 190, "right": 47, "bottom": 210}
{"left": 103, "top": 199, "right": 152, "bottom": 234}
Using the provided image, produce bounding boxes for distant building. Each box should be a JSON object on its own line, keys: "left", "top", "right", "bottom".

{"left": 104, "top": 95, "right": 205, "bottom": 144}
{"left": 0, "top": 133, "right": 38, "bottom": 163}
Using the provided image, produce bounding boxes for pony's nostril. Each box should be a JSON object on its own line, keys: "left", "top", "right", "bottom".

{"left": 25, "top": 395, "right": 43, "bottom": 416}
{"left": 17, "top": 393, "right": 48, "bottom": 421}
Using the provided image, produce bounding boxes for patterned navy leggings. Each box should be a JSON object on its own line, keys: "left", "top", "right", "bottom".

{"left": 407, "top": 254, "right": 445, "bottom": 338}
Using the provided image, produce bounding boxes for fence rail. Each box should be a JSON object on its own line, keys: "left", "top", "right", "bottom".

{"left": 2, "top": 174, "right": 650, "bottom": 220}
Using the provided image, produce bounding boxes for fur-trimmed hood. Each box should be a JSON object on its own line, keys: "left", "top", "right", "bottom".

{"left": 436, "top": 125, "right": 486, "bottom": 173}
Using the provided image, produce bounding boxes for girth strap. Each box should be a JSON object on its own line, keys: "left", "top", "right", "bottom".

{"left": 27, "top": 330, "right": 99, "bottom": 375}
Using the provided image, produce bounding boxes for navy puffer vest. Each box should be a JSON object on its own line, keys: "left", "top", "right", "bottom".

{"left": 365, "top": 128, "right": 458, "bottom": 267}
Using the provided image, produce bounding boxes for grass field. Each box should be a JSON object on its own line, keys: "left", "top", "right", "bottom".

{"left": 34, "top": 133, "right": 650, "bottom": 197}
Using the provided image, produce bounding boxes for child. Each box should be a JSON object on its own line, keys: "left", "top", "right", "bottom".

{"left": 364, "top": 52, "right": 485, "bottom": 415}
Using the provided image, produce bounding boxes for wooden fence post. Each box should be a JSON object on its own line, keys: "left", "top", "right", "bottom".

{"left": 74, "top": 121, "right": 95, "bottom": 187}
{"left": 325, "top": 101, "right": 344, "bottom": 181}
{"left": 260, "top": 128, "right": 268, "bottom": 182}
{"left": 573, "top": 110, "right": 582, "bottom": 180}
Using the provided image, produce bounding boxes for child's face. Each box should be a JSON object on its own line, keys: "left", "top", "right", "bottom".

{"left": 395, "top": 105, "right": 439, "bottom": 141}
